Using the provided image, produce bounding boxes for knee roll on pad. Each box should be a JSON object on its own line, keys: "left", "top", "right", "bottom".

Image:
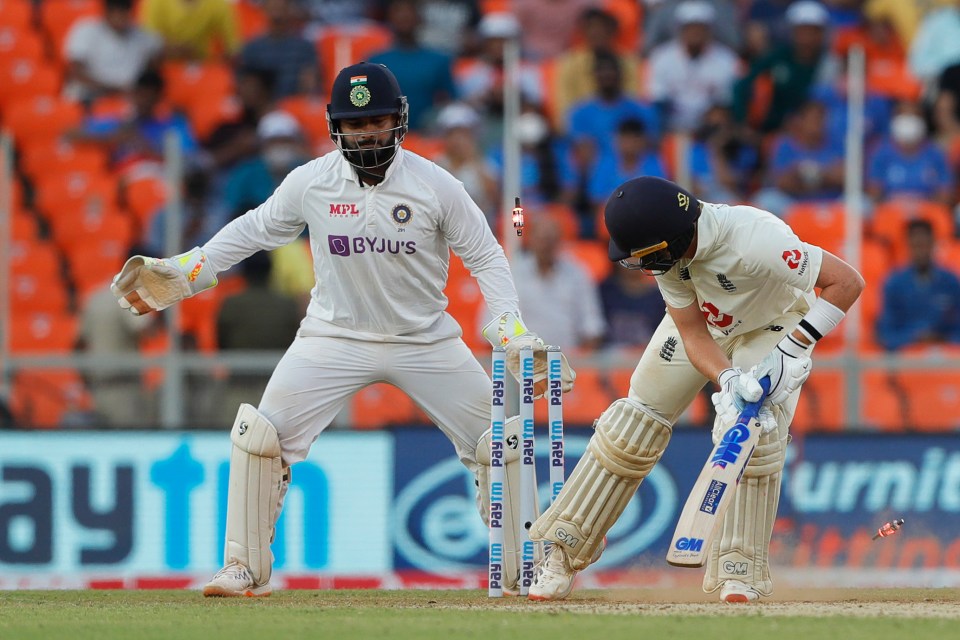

{"left": 224, "top": 403, "right": 288, "bottom": 586}
{"left": 703, "top": 431, "right": 787, "bottom": 596}
{"left": 528, "top": 399, "right": 672, "bottom": 570}
{"left": 475, "top": 417, "right": 541, "bottom": 591}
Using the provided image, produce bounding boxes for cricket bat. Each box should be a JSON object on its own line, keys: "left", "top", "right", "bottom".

{"left": 665, "top": 376, "right": 771, "bottom": 567}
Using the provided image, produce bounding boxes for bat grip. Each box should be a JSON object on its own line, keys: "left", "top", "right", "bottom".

{"left": 737, "top": 375, "right": 771, "bottom": 424}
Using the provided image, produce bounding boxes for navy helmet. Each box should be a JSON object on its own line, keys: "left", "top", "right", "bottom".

{"left": 604, "top": 176, "right": 701, "bottom": 274}
{"left": 327, "top": 62, "right": 409, "bottom": 170}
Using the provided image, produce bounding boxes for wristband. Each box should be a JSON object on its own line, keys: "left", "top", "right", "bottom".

{"left": 795, "top": 297, "right": 845, "bottom": 343}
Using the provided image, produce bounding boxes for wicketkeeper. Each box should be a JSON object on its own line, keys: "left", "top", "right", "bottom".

{"left": 110, "top": 62, "right": 574, "bottom": 597}
{"left": 527, "top": 176, "right": 863, "bottom": 602}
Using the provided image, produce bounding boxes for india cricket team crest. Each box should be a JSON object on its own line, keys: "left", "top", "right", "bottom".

{"left": 349, "top": 75, "right": 371, "bottom": 107}
{"left": 392, "top": 203, "right": 412, "bottom": 225}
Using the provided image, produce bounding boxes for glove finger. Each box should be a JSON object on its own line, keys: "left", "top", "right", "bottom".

{"left": 737, "top": 374, "right": 763, "bottom": 403}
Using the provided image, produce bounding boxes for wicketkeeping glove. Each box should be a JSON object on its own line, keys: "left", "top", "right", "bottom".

{"left": 482, "top": 311, "right": 576, "bottom": 398}
{"left": 750, "top": 335, "right": 812, "bottom": 405}
{"left": 111, "top": 247, "right": 218, "bottom": 314}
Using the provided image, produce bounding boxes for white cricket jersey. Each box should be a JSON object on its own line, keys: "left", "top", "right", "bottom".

{"left": 201, "top": 148, "right": 520, "bottom": 343}
{"left": 655, "top": 202, "right": 824, "bottom": 339}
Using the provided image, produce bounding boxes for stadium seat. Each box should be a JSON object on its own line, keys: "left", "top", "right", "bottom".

{"left": 90, "top": 93, "right": 133, "bottom": 119}
{"left": 1, "top": 95, "right": 82, "bottom": 148}
{"left": 0, "top": 25, "right": 45, "bottom": 65}
{"left": 19, "top": 140, "right": 109, "bottom": 182}
{"left": 604, "top": 0, "right": 641, "bottom": 53}
{"left": 870, "top": 200, "right": 954, "bottom": 262}
{"left": 10, "top": 239, "right": 63, "bottom": 279}
{"left": 785, "top": 201, "right": 847, "bottom": 253}
{"left": 278, "top": 95, "right": 331, "bottom": 148}
{"left": 10, "top": 368, "right": 92, "bottom": 428}
{"left": 235, "top": 0, "right": 268, "bottom": 42}
{"left": 859, "top": 370, "right": 907, "bottom": 431}
{"left": 34, "top": 170, "right": 118, "bottom": 222}
{"left": 895, "top": 367, "right": 960, "bottom": 431}
{"left": 162, "top": 62, "right": 235, "bottom": 110}
{"left": 314, "top": 23, "right": 393, "bottom": 91}
{"left": 10, "top": 313, "right": 79, "bottom": 353}
{"left": 565, "top": 239, "right": 612, "bottom": 283}
{"left": 350, "top": 383, "right": 428, "bottom": 429}
{"left": 65, "top": 243, "right": 128, "bottom": 297}
{"left": 123, "top": 174, "right": 168, "bottom": 225}
{"left": 11, "top": 211, "right": 39, "bottom": 241}
{"left": 10, "top": 271, "right": 70, "bottom": 315}
{"left": 402, "top": 132, "right": 444, "bottom": 160}
{"left": 0, "top": 60, "right": 62, "bottom": 112}
{"left": 866, "top": 60, "right": 923, "bottom": 101}
{"left": 444, "top": 254, "right": 486, "bottom": 351}
{"left": 790, "top": 370, "right": 844, "bottom": 433}
{"left": 40, "top": 0, "right": 102, "bottom": 58}
{"left": 0, "top": 0, "right": 33, "bottom": 29}
{"left": 187, "top": 94, "right": 242, "bottom": 142}
{"left": 937, "top": 239, "right": 960, "bottom": 273}
{"left": 535, "top": 365, "right": 612, "bottom": 426}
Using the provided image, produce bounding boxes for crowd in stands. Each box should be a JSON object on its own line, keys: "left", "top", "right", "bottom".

{"left": 6, "top": 0, "right": 960, "bottom": 431}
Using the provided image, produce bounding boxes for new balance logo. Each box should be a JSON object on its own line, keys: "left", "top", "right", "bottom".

{"left": 679, "top": 266, "right": 691, "bottom": 281}
{"left": 716, "top": 273, "right": 736, "bottom": 292}
{"left": 765, "top": 325, "right": 784, "bottom": 332}
{"left": 659, "top": 336, "right": 678, "bottom": 362}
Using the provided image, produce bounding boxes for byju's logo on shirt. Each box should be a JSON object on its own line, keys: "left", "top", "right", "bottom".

{"left": 328, "top": 235, "right": 417, "bottom": 257}
{"left": 330, "top": 203, "right": 361, "bottom": 217}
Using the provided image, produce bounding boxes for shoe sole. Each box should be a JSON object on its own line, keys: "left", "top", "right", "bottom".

{"left": 722, "top": 594, "right": 756, "bottom": 603}
{"left": 202, "top": 585, "right": 272, "bottom": 598}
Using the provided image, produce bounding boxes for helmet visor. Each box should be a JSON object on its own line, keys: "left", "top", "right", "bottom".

{"left": 618, "top": 241, "right": 676, "bottom": 275}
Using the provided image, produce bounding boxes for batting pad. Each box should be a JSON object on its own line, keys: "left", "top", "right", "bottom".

{"left": 702, "top": 430, "right": 787, "bottom": 596}
{"left": 476, "top": 416, "right": 542, "bottom": 591}
{"left": 224, "top": 404, "right": 288, "bottom": 586}
{"left": 528, "top": 399, "right": 672, "bottom": 570}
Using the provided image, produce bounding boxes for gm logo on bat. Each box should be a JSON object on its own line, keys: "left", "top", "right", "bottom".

{"left": 674, "top": 537, "right": 704, "bottom": 552}
{"left": 711, "top": 423, "right": 752, "bottom": 469}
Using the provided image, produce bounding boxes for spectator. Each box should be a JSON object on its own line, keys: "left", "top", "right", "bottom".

{"left": 483, "top": 213, "right": 605, "bottom": 350}
{"left": 567, "top": 51, "right": 660, "bottom": 160}
{"left": 369, "top": 0, "right": 456, "bottom": 131}
{"left": 77, "top": 247, "right": 159, "bottom": 427}
{"left": 733, "top": 0, "right": 839, "bottom": 132}
{"left": 553, "top": 7, "right": 642, "bottom": 130}
{"left": 434, "top": 103, "right": 499, "bottom": 228}
{"left": 809, "top": 71, "right": 893, "bottom": 150}
{"left": 933, "top": 62, "right": 960, "bottom": 153}
{"left": 204, "top": 67, "right": 278, "bottom": 171}
{"left": 486, "top": 109, "right": 563, "bottom": 207}
{"left": 224, "top": 110, "right": 311, "bottom": 219}
{"left": 581, "top": 118, "right": 668, "bottom": 234}
{"left": 216, "top": 251, "right": 302, "bottom": 422}
{"left": 864, "top": 0, "right": 954, "bottom": 49}
{"left": 140, "top": 0, "right": 240, "bottom": 61}
{"left": 512, "top": 0, "right": 596, "bottom": 60}
{"left": 867, "top": 101, "right": 953, "bottom": 205}
{"left": 598, "top": 264, "right": 666, "bottom": 348}
{"left": 876, "top": 219, "right": 960, "bottom": 350}
{"left": 690, "top": 103, "right": 762, "bottom": 202}
{"left": 239, "top": 0, "right": 320, "bottom": 99}
{"left": 740, "top": 0, "right": 793, "bottom": 62}
{"left": 908, "top": 0, "right": 960, "bottom": 84}
{"left": 145, "top": 169, "right": 228, "bottom": 256}
{"left": 644, "top": 0, "right": 741, "bottom": 55}
{"left": 68, "top": 70, "right": 198, "bottom": 173}
{"left": 299, "top": 0, "right": 376, "bottom": 29}
{"left": 753, "top": 99, "right": 845, "bottom": 217}
{"left": 63, "top": 0, "right": 163, "bottom": 104}
{"left": 647, "top": 1, "right": 740, "bottom": 133}
{"left": 417, "top": 0, "right": 482, "bottom": 57}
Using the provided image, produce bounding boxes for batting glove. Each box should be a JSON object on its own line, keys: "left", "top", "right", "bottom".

{"left": 750, "top": 336, "right": 812, "bottom": 405}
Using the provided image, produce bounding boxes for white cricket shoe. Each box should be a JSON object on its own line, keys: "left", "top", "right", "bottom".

{"left": 719, "top": 579, "right": 761, "bottom": 603}
{"left": 527, "top": 545, "right": 577, "bottom": 601}
{"left": 202, "top": 562, "right": 272, "bottom": 598}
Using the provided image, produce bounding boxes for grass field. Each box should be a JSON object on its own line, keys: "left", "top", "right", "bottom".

{"left": 2, "top": 588, "right": 958, "bottom": 640}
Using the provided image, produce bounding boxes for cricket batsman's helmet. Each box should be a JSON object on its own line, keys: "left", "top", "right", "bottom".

{"left": 604, "top": 176, "right": 702, "bottom": 274}
{"left": 327, "top": 62, "right": 409, "bottom": 170}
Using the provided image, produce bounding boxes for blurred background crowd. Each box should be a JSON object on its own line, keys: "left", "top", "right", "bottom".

{"left": 4, "top": 0, "right": 960, "bottom": 432}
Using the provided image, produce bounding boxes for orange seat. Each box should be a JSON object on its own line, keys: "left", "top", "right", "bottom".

{"left": 34, "top": 170, "right": 118, "bottom": 222}
{"left": 10, "top": 368, "right": 93, "bottom": 428}
{"left": 278, "top": 95, "right": 332, "bottom": 147}
{"left": 0, "top": 60, "right": 62, "bottom": 112}
{"left": 940, "top": 239, "right": 960, "bottom": 273}
{"left": 10, "top": 313, "right": 79, "bottom": 353}
{"left": 866, "top": 59, "right": 923, "bottom": 101}
{"left": 90, "top": 93, "right": 133, "bottom": 119}
{"left": 10, "top": 272, "right": 70, "bottom": 315}
{"left": 2, "top": 95, "right": 82, "bottom": 148}
{"left": 123, "top": 174, "right": 168, "bottom": 224}
{"left": 11, "top": 211, "right": 40, "bottom": 241}
{"left": 65, "top": 243, "right": 128, "bottom": 297}
{"left": 565, "top": 239, "right": 612, "bottom": 283}
{"left": 870, "top": 200, "right": 954, "bottom": 262}
{"left": 860, "top": 370, "right": 907, "bottom": 431}
{"left": 0, "top": 25, "right": 45, "bottom": 65}
{"left": 9, "top": 239, "right": 63, "bottom": 278}
{"left": 791, "top": 370, "right": 844, "bottom": 433}
{"left": 785, "top": 201, "right": 847, "bottom": 252}
{"left": 535, "top": 365, "right": 611, "bottom": 426}
{"left": 19, "top": 140, "right": 109, "bottom": 181}
{"left": 187, "top": 94, "right": 242, "bottom": 142}
{"left": 40, "top": 0, "right": 102, "bottom": 58}
{"left": 315, "top": 23, "right": 393, "bottom": 91}
{"left": 162, "top": 61, "right": 235, "bottom": 110}
{"left": 896, "top": 369, "right": 960, "bottom": 431}
{"left": 52, "top": 208, "right": 134, "bottom": 251}
{"left": 402, "top": 132, "right": 444, "bottom": 160}
{"left": 235, "top": 0, "right": 268, "bottom": 42}
{"left": 177, "top": 276, "right": 245, "bottom": 352}
{"left": 0, "top": 0, "right": 33, "bottom": 29}
{"left": 350, "top": 383, "right": 427, "bottom": 429}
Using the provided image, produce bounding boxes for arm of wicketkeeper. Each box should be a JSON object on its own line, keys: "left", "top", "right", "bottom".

{"left": 481, "top": 311, "right": 576, "bottom": 397}
{"left": 111, "top": 247, "right": 218, "bottom": 315}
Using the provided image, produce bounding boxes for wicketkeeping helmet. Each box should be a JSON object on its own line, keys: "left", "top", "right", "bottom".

{"left": 327, "top": 61, "right": 409, "bottom": 171}
{"left": 604, "top": 176, "right": 702, "bottom": 274}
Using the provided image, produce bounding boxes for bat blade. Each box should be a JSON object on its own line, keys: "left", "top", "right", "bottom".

{"left": 665, "top": 377, "right": 770, "bottom": 568}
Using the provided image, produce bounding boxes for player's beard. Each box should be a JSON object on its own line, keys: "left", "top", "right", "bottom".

{"left": 341, "top": 133, "right": 398, "bottom": 170}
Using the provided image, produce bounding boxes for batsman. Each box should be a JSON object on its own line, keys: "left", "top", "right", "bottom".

{"left": 527, "top": 176, "right": 864, "bottom": 602}
{"left": 110, "top": 62, "right": 574, "bottom": 597}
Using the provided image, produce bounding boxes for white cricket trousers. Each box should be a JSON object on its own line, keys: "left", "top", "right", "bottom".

{"left": 258, "top": 335, "right": 491, "bottom": 467}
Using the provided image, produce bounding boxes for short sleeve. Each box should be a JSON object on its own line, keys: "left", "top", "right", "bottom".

{"left": 741, "top": 214, "right": 824, "bottom": 293}
{"left": 656, "top": 266, "right": 697, "bottom": 309}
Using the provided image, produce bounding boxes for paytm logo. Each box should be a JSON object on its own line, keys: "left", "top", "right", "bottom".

{"left": 328, "top": 235, "right": 417, "bottom": 257}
